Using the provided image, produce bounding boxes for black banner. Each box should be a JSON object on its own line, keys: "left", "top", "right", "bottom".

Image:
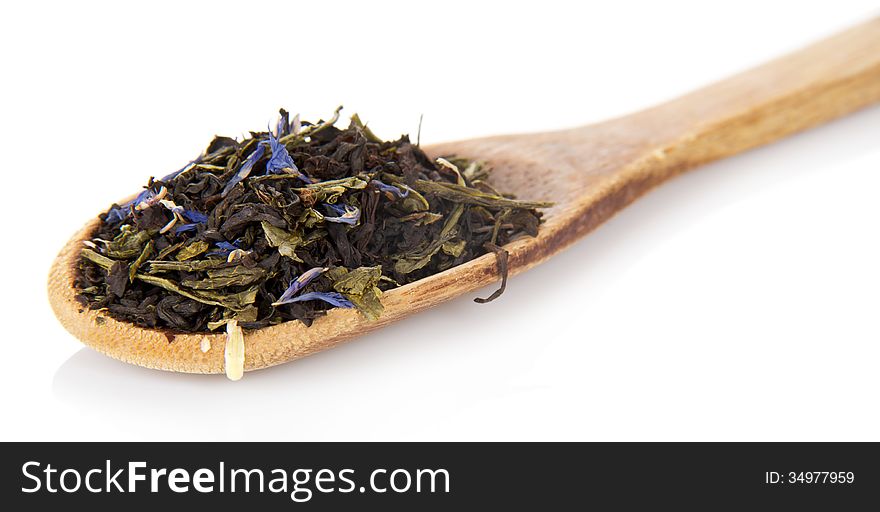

{"left": 2, "top": 443, "right": 876, "bottom": 509}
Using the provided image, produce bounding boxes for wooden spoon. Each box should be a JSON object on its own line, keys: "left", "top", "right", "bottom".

{"left": 49, "top": 18, "right": 880, "bottom": 375}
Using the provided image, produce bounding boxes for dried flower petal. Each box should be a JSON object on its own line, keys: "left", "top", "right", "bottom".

{"left": 221, "top": 144, "right": 265, "bottom": 197}
{"left": 173, "top": 209, "right": 207, "bottom": 233}
{"left": 158, "top": 199, "right": 186, "bottom": 234}
{"left": 226, "top": 249, "right": 249, "bottom": 263}
{"left": 134, "top": 186, "right": 168, "bottom": 211}
{"left": 265, "top": 133, "right": 297, "bottom": 173}
{"left": 323, "top": 203, "right": 360, "bottom": 225}
{"left": 107, "top": 183, "right": 168, "bottom": 223}
{"left": 272, "top": 267, "right": 328, "bottom": 306}
{"left": 275, "top": 291, "right": 354, "bottom": 308}
{"left": 371, "top": 179, "right": 409, "bottom": 198}
{"left": 183, "top": 209, "right": 208, "bottom": 223}
{"left": 175, "top": 223, "right": 199, "bottom": 234}
{"left": 208, "top": 240, "right": 240, "bottom": 257}
{"left": 159, "top": 199, "right": 184, "bottom": 214}
{"left": 266, "top": 133, "right": 312, "bottom": 183}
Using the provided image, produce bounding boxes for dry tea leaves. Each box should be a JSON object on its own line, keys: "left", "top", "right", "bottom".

{"left": 74, "top": 108, "right": 550, "bottom": 334}
{"left": 261, "top": 221, "right": 305, "bottom": 262}
{"left": 327, "top": 266, "right": 384, "bottom": 321}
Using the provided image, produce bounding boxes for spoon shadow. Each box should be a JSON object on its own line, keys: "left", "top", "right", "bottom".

{"left": 52, "top": 104, "right": 880, "bottom": 440}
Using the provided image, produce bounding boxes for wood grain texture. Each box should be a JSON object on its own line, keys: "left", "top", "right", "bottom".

{"left": 48, "top": 18, "right": 880, "bottom": 374}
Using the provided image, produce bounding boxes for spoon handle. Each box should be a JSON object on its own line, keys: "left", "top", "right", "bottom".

{"left": 570, "top": 18, "right": 880, "bottom": 175}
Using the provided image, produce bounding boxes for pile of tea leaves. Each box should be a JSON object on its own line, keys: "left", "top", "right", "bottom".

{"left": 75, "top": 108, "right": 551, "bottom": 334}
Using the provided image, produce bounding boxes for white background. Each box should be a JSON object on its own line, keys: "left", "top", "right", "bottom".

{"left": 1, "top": 1, "right": 878, "bottom": 441}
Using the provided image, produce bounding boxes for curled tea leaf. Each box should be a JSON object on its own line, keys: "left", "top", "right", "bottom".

{"left": 474, "top": 243, "right": 509, "bottom": 304}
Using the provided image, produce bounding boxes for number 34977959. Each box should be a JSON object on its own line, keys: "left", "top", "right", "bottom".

{"left": 765, "top": 472, "right": 854, "bottom": 484}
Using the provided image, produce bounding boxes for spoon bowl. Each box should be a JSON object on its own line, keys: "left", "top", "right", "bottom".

{"left": 49, "top": 18, "right": 880, "bottom": 374}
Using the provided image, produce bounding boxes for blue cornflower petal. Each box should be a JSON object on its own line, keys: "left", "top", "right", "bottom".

{"left": 323, "top": 203, "right": 361, "bottom": 225}
{"left": 207, "top": 240, "right": 241, "bottom": 257}
{"left": 215, "top": 241, "right": 239, "bottom": 252}
{"left": 175, "top": 223, "right": 200, "bottom": 234}
{"left": 324, "top": 203, "right": 345, "bottom": 215}
{"left": 132, "top": 188, "right": 154, "bottom": 206}
{"left": 221, "top": 144, "right": 266, "bottom": 197}
{"left": 265, "top": 133, "right": 299, "bottom": 175}
{"left": 273, "top": 267, "right": 328, "bottom": 305}
{"left": 275, "top": 291, "right": 354, "bottom": 308}
{"left": 370, "top": 179, "right": 409, "bottom": 198}
{"left": 106, "top": 187, "right": 156, "bottom": 222}
{"left": 183, "top": 209, "right": 208, "bottom": 223}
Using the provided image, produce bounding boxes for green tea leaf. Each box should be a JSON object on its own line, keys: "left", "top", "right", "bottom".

{"left": 261, "top": 221, "right": 304, "bottom": 262}
{"left": 129, "top": 240, "right": 154, "bottom": 282}
{"left": 413, "top": 180, "right": 554, "bottom": 210}
{"left": 137, "top": 274, "right": 258, "bottom": 310}
{"left": 349, "top": 113, "right": 383, "bottom": 143}
{"left": 176, "top": 240, "right": 209, "bottom": 261}
{"left": 83, "top": 248, "right": 256, "bottom": 310}
{"left": 379, "top": 173, "right": 430, "bottom": 212}
{"left": 295, "top": 176, "right": 368, "bottom": 203}
{"left": 441, "top": 238, "right": 466, "bottom": 257}
{"left": 147, "top": 259, "right": 231, "bottom": 273}
{"left": 155, "top": 240, "right": 185, "bottom": 260}
{"left": 328, "top": 266, "right": 384, "bottom": 321}
{"left": 81, "top": 248, "right": 115, "bottom": 270}
{"left": 105, "top": 227, "right": 153, "bottom": 259}
{"left": 181, "top": 266, "right": 267, "bottom": 290}
{"left": 397, "top": 212, "right": 443, "bottom": 226}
